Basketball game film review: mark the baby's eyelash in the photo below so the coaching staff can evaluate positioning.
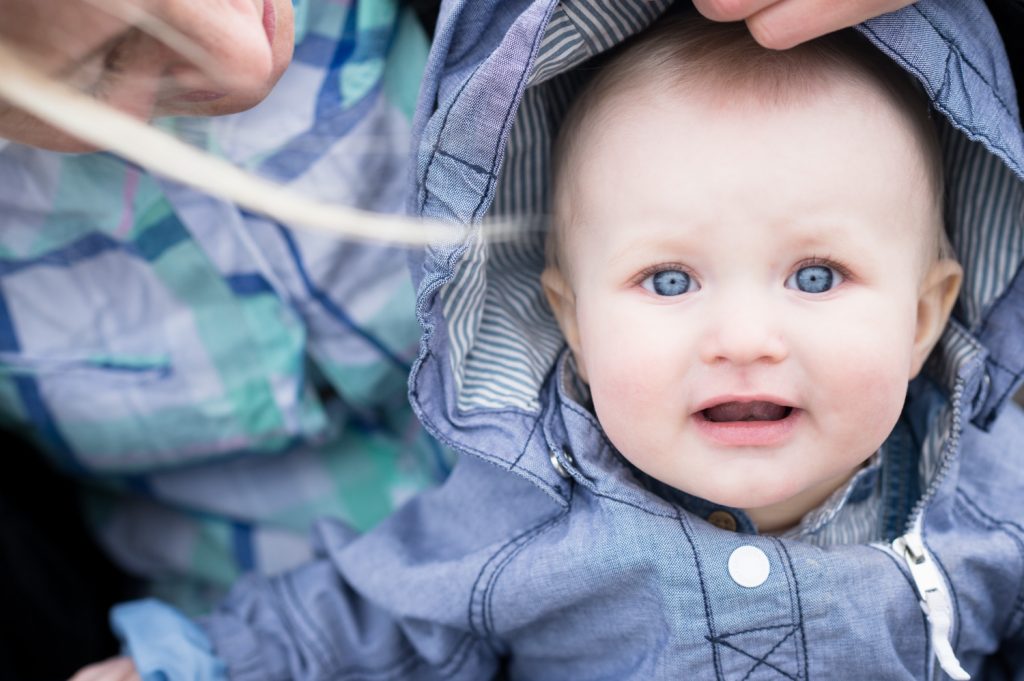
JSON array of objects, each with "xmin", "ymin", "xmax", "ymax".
[
  {"xmin": 632, "ymin": 262, "xmax": 694, "ymax": 285},
  {"xmin": 794, "ymin": 254, "xmax": 854, "ymax": 281}
]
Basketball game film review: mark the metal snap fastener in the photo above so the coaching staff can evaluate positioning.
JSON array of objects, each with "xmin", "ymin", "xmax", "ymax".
[
  {"xmin": 549, "ymin": 449, "xmax": 572, "ymax": 480},
  {"xmin": 707, "ymin": 510, "xmax": 738, "ymax": 532},
  {"xmin": 728, "ymin": 545, "xmax": 770, "ymax": 588}
]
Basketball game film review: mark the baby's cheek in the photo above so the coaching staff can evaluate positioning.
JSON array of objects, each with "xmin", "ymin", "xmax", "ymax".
[
  {"xmin": 588, "ymin": 324, "xmax": 682, "ymax": 407},
  {"xmin": 588, "ymin": 350, "xmax": 682, "ymax": 464},
  {"xmin": 822, "ymin": 345, "xmax": 910, "ymax": 452},
  {"xmin": 591, "ymin": 359, "xmax": 656, "ymax": 406},
  {"xmin": 589, "ymin": 364, "xmax": 648, "ymax": 437},
  {"xmin": 580, "ymin": 309, "xmax": 680, "ymax": 404}
]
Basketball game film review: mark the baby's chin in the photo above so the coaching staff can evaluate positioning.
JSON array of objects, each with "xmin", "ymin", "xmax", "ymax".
[
  {"xmin": 698, "ymin": 486, "xmax": 804, "ymax": 516},
  {"xmin": 679, "ymin": 472, "xmax": 842, "ymax": 526}
]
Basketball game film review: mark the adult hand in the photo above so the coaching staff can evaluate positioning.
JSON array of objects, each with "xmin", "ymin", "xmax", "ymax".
[
  {"xmin": 68, "ymin": 656, "xmax": 140, "ymax": 681},
  {"xmin": 692, "ymin": 0, "xmax": 917, "ymax": 49}
]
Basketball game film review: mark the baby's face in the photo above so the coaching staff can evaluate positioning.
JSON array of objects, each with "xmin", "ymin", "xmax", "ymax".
[{"xmin": 547, "ymin": 80, "xmax": 949, "ymax": 531}]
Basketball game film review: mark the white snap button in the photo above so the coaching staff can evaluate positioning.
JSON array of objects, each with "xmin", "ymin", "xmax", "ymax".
[{"xmin": 728, "ymin": 545, "xmax": 770, "ymax": 588}]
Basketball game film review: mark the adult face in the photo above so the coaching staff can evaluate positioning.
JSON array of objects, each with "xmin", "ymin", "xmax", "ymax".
[{"xmin": 0, "ymin": 0, "xmax": 295, "ymax": 151}]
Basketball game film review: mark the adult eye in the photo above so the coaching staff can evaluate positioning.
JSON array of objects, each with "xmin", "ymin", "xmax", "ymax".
[
  {"xmin": 785, "ymin": 264, "xmax": 842, "ymax": 294},
  {"xmin": 58, "ymin": 29, "xmax": 136, "ymax": 92},
  {"xmin": 641, "ymin": 269, "xmax": 698, "ymax": 297}
]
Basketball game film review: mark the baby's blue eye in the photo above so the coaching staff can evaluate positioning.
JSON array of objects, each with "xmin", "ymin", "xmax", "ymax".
[
  {"xmin": 642, "ymin": 269, "xmax": 697, "ymax": 296},
  {"xmin": 786, "ymin": 265, "xmax": 842, "ymax": 294}
]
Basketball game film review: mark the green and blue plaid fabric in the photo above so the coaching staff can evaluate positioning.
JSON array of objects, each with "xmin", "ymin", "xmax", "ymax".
[{"xmin": 0, "ymin": 0, "xmax": 449, "ymax": 613}]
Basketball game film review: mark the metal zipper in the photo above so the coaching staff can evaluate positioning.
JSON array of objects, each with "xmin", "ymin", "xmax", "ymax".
[
  {"xmin": 889, "ymin": 374, "xmax": 972, "ymax": 679},
  {"xmin": 891, "ymin": 520, "xmax": 969, "ymax": 680},
  {"xmin": 903, "ymin": 375, "xmax": 966, "ymax": 531}
]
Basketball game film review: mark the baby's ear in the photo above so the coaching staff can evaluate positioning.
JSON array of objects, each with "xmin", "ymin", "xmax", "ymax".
[
  {"xmin": 541, "ymin": 266, "xmax": 588, "ymax": 382},
  {"xmin": 910, "ymin": 258, "xmax": 963, "ymax": 378}
]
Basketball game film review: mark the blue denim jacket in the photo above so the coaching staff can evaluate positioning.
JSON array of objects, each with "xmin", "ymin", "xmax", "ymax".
[{"xmin": 119, "ymin": 1, "xmax": 1024, "ymax": 679}]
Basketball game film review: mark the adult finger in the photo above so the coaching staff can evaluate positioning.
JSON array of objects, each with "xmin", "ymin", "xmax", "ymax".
[
  {"xmin": 691, "ymin": 0, "xmax": 776, "ymax": 22},
  {"xmin": 746, "ymin": 0, "xmax": 917, "ymax": 49},
  {"xmin": 68, "ymin": 656, "xmax": 141, "ymax": 681}
]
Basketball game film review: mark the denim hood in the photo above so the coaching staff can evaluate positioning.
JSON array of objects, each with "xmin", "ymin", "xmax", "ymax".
[
  {"xmin": 409, "ymin": 0, "xmax": 1023, "ymax": 519},
  {"xmin": 405, "ymin": 0, "xmax": 1024, "ymax": 677}
]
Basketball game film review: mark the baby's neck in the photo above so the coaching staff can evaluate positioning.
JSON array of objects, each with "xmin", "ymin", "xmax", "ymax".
[{"xmin": 746, "ymin": 467, "xmax": 859, "ymax": 535}]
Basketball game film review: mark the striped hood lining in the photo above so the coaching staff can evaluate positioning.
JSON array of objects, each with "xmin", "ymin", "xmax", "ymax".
[{"xmin": 437, "ymin": 0, "xmax": 1024, "ymax": 418}]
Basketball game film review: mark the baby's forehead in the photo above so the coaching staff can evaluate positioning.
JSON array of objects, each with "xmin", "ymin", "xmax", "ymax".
[
  {"xmin": 564, "ymin": 61, "xmax": 918, "ymax": 177},
  {"xmin": 553, "ymin": 16, "xmax": 942, "ymax": 208},
  {"xmin": 551, "ymin": 23, "xmax": 945, "ymax": 271},
  {"xmin": 552, "ymin": 95, "xmax": 942, "ymax": 277}
]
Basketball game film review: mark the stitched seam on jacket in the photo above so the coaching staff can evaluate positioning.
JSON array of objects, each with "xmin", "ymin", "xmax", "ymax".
[
  {"xmin": 775, "ymin": 539, "xmax": 810, "ymax": 680},
  {"xmin": 859, "ymin": 23, "xmax": 1018, "ymax": 174},
  {"xmin": 709, "ymin": 638, "xmax": 798, "ymax": 681},
  {"xmin": 771, "ymin": 541, "xmax": 802, "ymax": 680},
  {"xmin": 510, "ymin": 412, "xmax": 543, "ymax": 469},
  {"xmin": 416, "ymin": 418, "xmax": 568, "ymax": 503},
  {"xmin": 420, "ymin": 62, "xmax": 482, "ymax": 214},
  {"xmin": 717, "ymin": 623, "xmax": 800, "ymax": 638},
  {"xmin": 972, "ymin": 261, "xmax": 1024, "ymax": 414},
  {"xmin": 740, "ymin": 628, "xmax": 798, "ymax": 681},
  {"xmin": 910, "ymin": 4, "xmax": 1016, "ymax": 118},
  {"xmin": 468, "ymin": 502, "xmax": 572, "ymax": 640},
  {"xmin": 485, "ymin": 504, "xmax": 571, "ymax": 638},
  {"xmin": 472, "ymin": 6, "xmax": 554, "ymax": 221},
  {"xmin": 436, "ymin": 633, "xmax": 485, "ymax": 678},
  {"xmin": 558, "ymin": 386, "xmax": 696, "ymax": 517},
  {"xmin": 877, "ymin": 547, "xmax": 932, "ymax": 680},
  {"xmin": 922, "ymin": 528, "xmax": 963, "ymax": 650},
  {"xmin": 956, "ymin": 491, "xmax": 1024, "ymax": 639},
  {"xmin": 973, "ymin": 263, "xmax": 1024, "ymax": 348},
  {"xmin": 585, "ymin": 487, "xmax": 682, "ymax": 519},
  {"xmin": 432, "ymin": 149, "xmax": 496, "ymax": 178},
  {"xmin": 675, "ymin": 508, "xmax": 725, "ymax": 681}
]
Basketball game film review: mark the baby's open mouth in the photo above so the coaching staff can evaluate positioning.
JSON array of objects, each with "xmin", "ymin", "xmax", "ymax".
[{"xmin": 701, "ymin": 401, "xmax": 793, "ymax": 423}]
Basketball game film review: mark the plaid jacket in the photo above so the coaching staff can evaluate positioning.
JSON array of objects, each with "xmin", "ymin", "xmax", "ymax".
[{"xmin": 0, "ymin": 0, "xmax": 448, "ymax": 612}]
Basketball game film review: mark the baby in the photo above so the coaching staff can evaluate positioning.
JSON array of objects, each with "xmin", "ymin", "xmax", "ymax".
[
  {"xmin": 82, "ymin": 12, "xmax": 1006, "ymax": 681},
  {"xmin": 540, "ymin": 14, "xmax": 962, "ymax": 536}
]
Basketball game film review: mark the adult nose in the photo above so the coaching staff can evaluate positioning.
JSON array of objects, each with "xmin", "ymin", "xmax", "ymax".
[
  {"xmin": 698, "ymin": 290, "xmax": 788, "ymax": 366},
  {"xmin": 103, "ymin": 1, "xmax": 283, "ymax": 120},
  {"xmin": 156, "ymin": 0, "xmax": 281, "ymax": 109},
  {"xmin": 88, "ymin": 34, "xmax": 169, "ymax": 123}
]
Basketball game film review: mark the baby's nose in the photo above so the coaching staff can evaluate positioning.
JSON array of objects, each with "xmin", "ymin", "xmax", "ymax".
[{"xmin": 699, "ymin": 299, "xmax": 788, "ymax": 366}]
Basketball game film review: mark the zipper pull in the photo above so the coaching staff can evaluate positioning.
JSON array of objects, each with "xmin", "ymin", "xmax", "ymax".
[{"xmin": 892, "ymin": 533, "xmax": 970, "ymax": 680}]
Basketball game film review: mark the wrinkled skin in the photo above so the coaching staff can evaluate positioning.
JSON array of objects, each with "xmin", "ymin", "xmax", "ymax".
[{"xmin": 0, "ymin": 0, "xmax": 294, "ymax": 151}]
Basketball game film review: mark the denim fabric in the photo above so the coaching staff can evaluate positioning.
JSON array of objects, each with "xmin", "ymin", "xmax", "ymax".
[
  {"xmin": 117, "ymin": 0, "xmax": 1024, "ymax": 678},
  {"xmin": 195, "ymin": 389, "xmax": 1024, "ymax": 680},
  {"xmin": 396, "ymin": 0, "xmax": 1024, "ymax": 678}
]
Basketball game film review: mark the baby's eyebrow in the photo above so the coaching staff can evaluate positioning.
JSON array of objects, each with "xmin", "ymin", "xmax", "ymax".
[
  {"xmin": 54, "ymin": 27, "xmax": 134, "ymax": 81},
  {"xmin": 604, "ymin": 230, "xmax": 706, "ymax": 259}
]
